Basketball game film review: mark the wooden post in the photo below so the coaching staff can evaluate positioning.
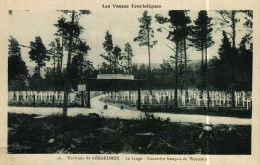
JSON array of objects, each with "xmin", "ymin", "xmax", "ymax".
[
  {"xmin": 247, "ymin": 98, "xmax": 249, "ymax": 110},
  {"xmin": 166, "ymin": 96, "xmax": 169, "ymax": 109},
  {"xmin": 52, "ymin": 95, "xmax": 55, "ymax": 104},
  {"xmin": 81, "ymin": 91, "xmax": 84, "ymax": 107},
  {"xmin": 33, "ymin": 94, "xmax": 35, "ymax": 106},
  {"xmin": 235, "ymin": 96, "xmax": 237, "ymax": 107}
]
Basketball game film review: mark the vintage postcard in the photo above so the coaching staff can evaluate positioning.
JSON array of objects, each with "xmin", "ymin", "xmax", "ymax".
[{"xmin": 0, "ymin": 0, "xmax": 259, "ymax": 165}]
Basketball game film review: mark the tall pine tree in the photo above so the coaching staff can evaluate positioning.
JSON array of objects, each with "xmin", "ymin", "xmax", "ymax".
[
  {"xmin": 102, "ymin": 31, "xmax": 114, "ymax": 73},
  {"xmin": 29, "ymin": 36, "xmax": 49, "ymax": 76},
  {"xmin": 190, "ymin": 11, "xmax": 214, "ymax": 108},
  {"xmin": 54, "ymin": 10, "xmax": 91, "ymax": 116},
  {"xmin": 124, "ymin": 42, "xmax": 134, "ymax": 73},
  {"xmin": 8, "ymin": 36, "xmax": 28, "ymax": 90},
  {"xmin": 134, "ymin": 10, "xmax": 157, "ymax": 95},
  {"xmin": 156, "ymin": 10, "xmax": 190, "ymax": 108}
]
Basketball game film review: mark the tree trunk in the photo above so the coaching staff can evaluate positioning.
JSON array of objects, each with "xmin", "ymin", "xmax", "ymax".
[
  {"xmin": 56, "ymin": 40, "xmax": 60, "ymax": 70},
  {"xmin": 116, "ymin": 56, "xmax": 118, "ymax": 73},
  {"xmin": 127, "ymin": 50, "xmax": 131, "ymax": 95},
  {"xmin": 87, "ymin": 74, "xmax": 90, "ymax": 108},
  {"xmin": 60, "ymin": 37, "xmax": 64, "ymax": 72},
  {"xmin": 231, "ymin": 11, "xmax": 236, "ymax": 108},
  {"xmin": 81, "ymin": 91, "xmax": 84, "ymax": 107},
  {"xmin": 137, "ymin": 78, "xmax": 141, "ymax": 110},
  {"xmin": 53, "ymin": 46, "xmax": 56, "ymax": 73},
  {"xmin": 108, "ymin": 51, "xmax": 112, "ymax": 97},
  {"xmin": 109, "ymin": 51, "xmax": 112, "ymax": 73},
  {"xmin": 180, "ymin": 43, "xmax": 183, "ymax": 94},
  {"xmin": 63, "ymin": 10, "xmax": 75, "ymax": 117},
  {"xmin": 205, "ymin": 47, "xmax": 210, "ymax": 110},
  {"xmin": 174, "ymin": 40, "xmax": 179, "ymax": 108},
  {"xmin": 232, "ymin": 11, "xmax": 236, "ymax": 48},
  {"xmin": 38, "ymin": 66, "xmax": 41, "ymax": 92},
  {"xmin": 200, "ymin": 46, "xmax": 204, "ymax": 98},
  {"xmin": 128, "ymin": 49, "xmax": 130, "ymax": 73},
  {"xmin": 147, "ymin": 30, "xmax": 152, "ymax": 95},
  {"xmin": 184, "ymin": 38, "xmax": 188, "ymax": 97}
]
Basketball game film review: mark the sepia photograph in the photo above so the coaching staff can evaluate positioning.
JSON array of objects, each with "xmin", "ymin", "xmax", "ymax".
[{"xmin": 6, "ymin": 9, "xmax": 254, "ymax": 155}]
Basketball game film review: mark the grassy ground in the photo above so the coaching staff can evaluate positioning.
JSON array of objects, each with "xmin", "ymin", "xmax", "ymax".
[
  {"xmin": 8, "ymin": 113, "xmax": 251, "ymax": 154},
  {"xmin": 100, "ymin": 98, "xmax": 252, "ymax": 119}
]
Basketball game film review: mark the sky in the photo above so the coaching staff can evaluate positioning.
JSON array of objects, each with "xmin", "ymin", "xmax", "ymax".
[{"xmin": 7, "ymin": 10, "xmax": 249, "ymax": 68}]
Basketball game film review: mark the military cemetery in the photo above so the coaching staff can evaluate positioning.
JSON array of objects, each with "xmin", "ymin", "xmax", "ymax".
[{"xmin": 7, "ymin": 10, "xmax": 253, "ymax": 154}]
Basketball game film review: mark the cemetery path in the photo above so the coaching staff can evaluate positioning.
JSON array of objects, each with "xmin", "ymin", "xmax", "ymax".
[{"xmin": 8, "ymin": 95, "xmax": 251, "ymax": 125}]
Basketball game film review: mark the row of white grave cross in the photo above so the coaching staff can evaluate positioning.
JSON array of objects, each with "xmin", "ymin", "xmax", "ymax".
[
  {"xmin": 8, "ymin": 91, "xmax": 104, "ymax": 104},
  {"xmin": 8, "ymin": 89, "xmax": 252, "ymax": 110},
  {"xmin": 107, "ymin": 89, "xmax": 252, "ymax": 110}
]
